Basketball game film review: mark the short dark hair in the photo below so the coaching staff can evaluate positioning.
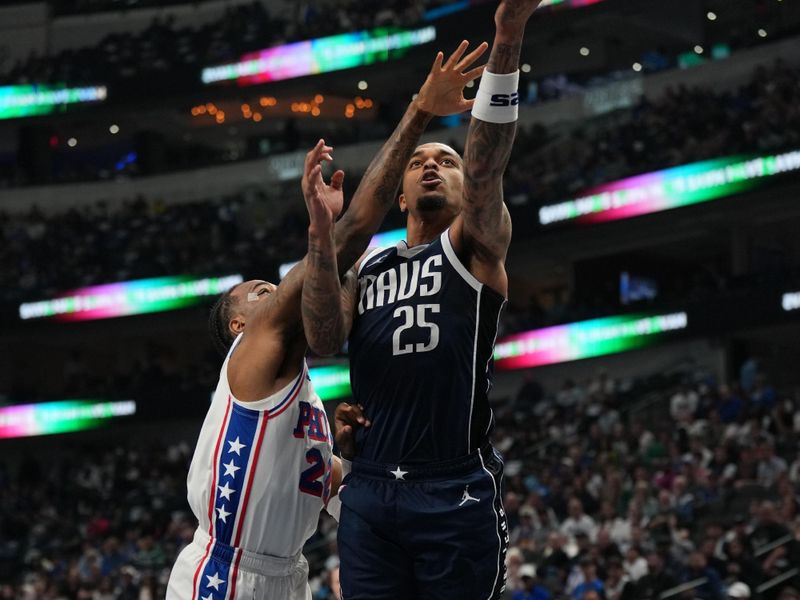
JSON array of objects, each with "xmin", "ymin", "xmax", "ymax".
[{"xmin": 209, "ymin": 286, "xmax": 238, "ymax": 357}]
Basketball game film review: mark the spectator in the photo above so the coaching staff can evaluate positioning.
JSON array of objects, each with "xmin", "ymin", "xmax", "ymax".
[
  {"xmin": 514, "ymin": 564, "xmax": 551, "ymax": 600},
  {"xmin": 562, "ymin": 498, "xmax": 599, "ymax": 543}
]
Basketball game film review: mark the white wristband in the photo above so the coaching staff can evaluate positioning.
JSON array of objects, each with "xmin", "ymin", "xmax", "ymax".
[{"xmin": 471, "ymin": 70, "xmax": 520, "ymax": 124}]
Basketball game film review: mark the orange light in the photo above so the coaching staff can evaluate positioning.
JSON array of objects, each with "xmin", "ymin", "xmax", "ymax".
[
  {"xmin": 191, "ymin": 107, "xmax": 198, "ymax": 116},
  {"xmin": 364, "ymin": 99, "xmax": 373, "ymax": 108},
  {"xmin": 345, "ymin": 112, "xmax": 354, "ymax": 119},
  {"xmin": 241, "ymin": 103, "xmax": 250, "ymax": 112},
  {"xmin": 206, "ymin": 102, "xmax": 215, "ymax": 111},
  {"xmin": 253, "ymin": 112, "xmax": 263, "ymax": 122},
  {"xmin": 314, "ymin": 94, "xmax": 324, "ymax": 104},
  {"xmin": 311, "ymin": 107, "xmax": 321, "ymax": 116},
  {"xmin": 208, "ymin": 106, "xmax": 217, "ymax": 115},
  {"xmin": 346, "ymin": 103, "xmax": 355, "ymax": 112}
]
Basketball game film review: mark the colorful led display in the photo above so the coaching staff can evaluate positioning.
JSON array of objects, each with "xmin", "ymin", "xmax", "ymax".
[
  {"xmin": 494, "ymin": 311, "xmax": 688, "ymax": 370},
  {"xmin": 539, "ymin": 149, "xmax": 800, "ymax": 226},
  {"xmin": 0, "ymin": 400, "xmax": 136, "ymax": 440},
  {"xmin": 303, "ymin": 311, "xmax": 688, "ymax": 398},
  {"xmin": 0, "ymin": 84, "xmax": 107, "ymax": 120},
  {"xmin": 202, "ymin": 26, "xmax": 436, "ymax": 86},
  {"xmin": 19, "ymin": 274, "xmax": 244, "ymax": 322},
  {"xmin": 309, "ymin": 365, "xmax": 353, "ymax": 401}
]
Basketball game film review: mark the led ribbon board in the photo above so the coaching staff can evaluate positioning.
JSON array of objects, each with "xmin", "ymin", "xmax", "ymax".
[
  {"xmin": 309, "ymin": 365, "xmax": 352, "ymax": 401},
  {"xmin": 19, "ymin": 274, "xmax": 244, "ymax": 322},
  {"xmin": 202, "ymin": 26, "xmax": 436, "ymax": 86},
  {"xmin": 539, "ymin": 149, "xmax": 800, "ymax": 226},
  {"xmin": 494, "ymin": 311, "xmax": 688, "ymax": 370},
  {"xmin": 0, "ymin": 400, "xmax": 136, "ymax": 440},
  {"xmin": 304, "ymin": 311, "xmax": 688, "ymax": 397},
  {"xmin": 0, "ymin": 84, "xmax": 107, "ymax": 120}
]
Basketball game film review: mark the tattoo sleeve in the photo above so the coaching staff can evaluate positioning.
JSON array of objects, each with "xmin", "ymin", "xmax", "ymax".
[
  {"xmin": 462, "ymin": 34, "xmax": 523, "ymax": 259},
  {"xmin": 333, "ymin": 103, "xmax": 433, "ymax": 273},
  {"xmin": 302, "ymin": 102, "xmax": 433, "ymax": 355}
]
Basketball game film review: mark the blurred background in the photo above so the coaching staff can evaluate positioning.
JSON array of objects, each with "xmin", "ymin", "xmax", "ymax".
[{"xmin": 2, "ymin": 0, "xmax": 800, "ymax": 599}]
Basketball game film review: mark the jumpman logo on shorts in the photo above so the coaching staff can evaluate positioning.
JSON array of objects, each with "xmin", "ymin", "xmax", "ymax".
[{"xmin": 459, "ymin": 485, "xmax": 480, "ymax": 506}]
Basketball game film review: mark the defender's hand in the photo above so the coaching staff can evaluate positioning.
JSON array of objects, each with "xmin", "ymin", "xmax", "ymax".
[
  {"xmin": 302, "ymin": 139, "xmax": 344, "ymax": 231},
  {"xmin": 414, "ymin": 40, "xmax": 488, "ymax": 116},
  {"xmin": 335, "ymin": 402, "xmax": 371, "ymax": 460}
]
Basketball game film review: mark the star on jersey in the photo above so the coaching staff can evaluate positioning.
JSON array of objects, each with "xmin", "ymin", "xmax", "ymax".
[
  {"xmin": 222, "ymin": 459, "xmax": 240, "ymax": 478},
  {"xmin": 206, "ymin": 572, "xmax": 225, "ymax": 590},
  {"xmin": 218, "ymin": 481, "xmax": 236, "ymax": 501},
  {"xmin": 215, "ymin": 504, "xmax": 231, "ymax": 523},
  {"xmin": 390, "ymin": 466, "xmax": 408, "ymax": 480},
  {"xmin": 227, "ymin": 436, "xmax": 246, "ymax": 455},
  {"xmin": 202, "ymin": 594, "xmax": 214, "ymax": 600}
]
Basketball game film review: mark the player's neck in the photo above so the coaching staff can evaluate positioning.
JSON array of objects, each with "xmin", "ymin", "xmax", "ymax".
[{"xmin": 406, "ymin": 213, "xmax": 452, "ymax": 247}]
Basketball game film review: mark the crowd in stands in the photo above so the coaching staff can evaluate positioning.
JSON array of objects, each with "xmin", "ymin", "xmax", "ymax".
[
  {"xmin": 505, "ymin": 60, "xmax": 800, "ymax": 204},
  {"xmin": 1, "ymin": 0, "xmax": 431, "ymax": 87},
  {"xmin": 2, "ymin": 361, "xmax": 799, "ymax": 599},
  {"xmin": 3, "ymin": 57, "xmax": 800, "ymax": 308}
]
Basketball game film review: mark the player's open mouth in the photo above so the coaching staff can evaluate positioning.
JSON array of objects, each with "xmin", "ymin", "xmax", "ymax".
[{"xmin": 420, "ymin": 173, "xmax": 443, "ymax": 187}]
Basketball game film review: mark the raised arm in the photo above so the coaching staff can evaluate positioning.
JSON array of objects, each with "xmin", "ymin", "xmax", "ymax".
[
  {"xmin": 303, "ymin": 42, "xmax": 489, "ymax": 356},
  {"xmin": 453, "ymin": 0, "xmax": 542, "ymax": 296}
]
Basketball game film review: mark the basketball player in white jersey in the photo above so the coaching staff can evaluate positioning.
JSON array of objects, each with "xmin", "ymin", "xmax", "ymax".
[{"xmin": 166, "ymin": 41, "xmax": 489, "ymax": 600}]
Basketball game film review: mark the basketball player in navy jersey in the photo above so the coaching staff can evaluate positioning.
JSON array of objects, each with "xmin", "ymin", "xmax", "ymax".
[
  {"xmin": 301, "ymin": 1, "xmax": 544, "ymax": 598},
  {"xmin": 166, "ymin": 43, "xmax": 489, "ymax": 600}
]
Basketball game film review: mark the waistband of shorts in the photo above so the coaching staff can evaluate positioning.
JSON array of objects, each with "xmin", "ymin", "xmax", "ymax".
[
  {"xmin": 192, "ymin": 529, "xmax": 304, "ymax": 576},
  {"xmin": 351, "ymin": 444, "xmax": 496, "ymax": 481}
]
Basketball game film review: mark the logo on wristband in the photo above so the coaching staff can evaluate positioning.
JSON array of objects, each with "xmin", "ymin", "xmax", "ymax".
[{"xmin": 489, "ymin": 92, "xmax": 520, "ymax": 107}]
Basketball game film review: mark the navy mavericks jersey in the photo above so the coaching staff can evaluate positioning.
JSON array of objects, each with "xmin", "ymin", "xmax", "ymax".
[{"xmin": 349, "ymin": 228, "xmax": 506, "ymax": 464}]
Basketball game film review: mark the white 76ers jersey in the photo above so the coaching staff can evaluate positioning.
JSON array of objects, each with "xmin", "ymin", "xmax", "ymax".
[{"xmin": 186, "ymin": 335, "xmax": 333, "ymax": 558}]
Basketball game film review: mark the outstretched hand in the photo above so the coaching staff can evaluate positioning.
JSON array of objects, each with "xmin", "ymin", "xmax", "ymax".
[
  {"xmin": 302, "ymin": 139, "xmax": 344, "ymax": 232},
  {"xmin": 414, "ymin": 40, "xmax": 489, "ymax": 116},
  {"xmin": 334, "ymin": 402, "xmax": 371, "ymax": 460}
]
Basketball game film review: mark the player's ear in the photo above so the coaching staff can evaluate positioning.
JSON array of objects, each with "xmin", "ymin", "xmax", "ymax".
[
  {"xmin": 399, "ymin": 193, "xmax": 407, "ymax": 213},
  {"xmin": 230, "ymin": 314, "xmax": 246, "ymax": 335}
]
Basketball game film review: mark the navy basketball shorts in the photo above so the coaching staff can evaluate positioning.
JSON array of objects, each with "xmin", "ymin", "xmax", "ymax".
[{"xmin": 337, "ymin": 445, "xmax": 508, "ymax": 600}]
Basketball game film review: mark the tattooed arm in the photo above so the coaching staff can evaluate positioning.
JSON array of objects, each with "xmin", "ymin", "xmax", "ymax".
[
  {"xmin": 451, "ymin": 0, "xmax": 542, "ymax": 297},
  {"xmin": 302, "ymin": 42, "xmax": 488, "ymax": 356}
]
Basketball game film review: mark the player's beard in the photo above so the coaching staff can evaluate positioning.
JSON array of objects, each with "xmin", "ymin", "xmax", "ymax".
[{"xmin": 417, "ymin": 193, "xmax": 447, "ymax": 212}]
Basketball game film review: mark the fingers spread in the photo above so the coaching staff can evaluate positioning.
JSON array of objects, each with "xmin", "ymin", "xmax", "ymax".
[
  {"xmin": 432, "ymin": 50, "xmax": 444, "ymax": 72},
  {"xmin": 457, "ymin": 41, "xmax": 489, "ymax": 72},
  {"xmin": 444, "ymin": 40, "xmax": 469, "ymax": 70},
  {"xmin": 464, "ymin": 64, "xmax": 486, "ymax": 82}
]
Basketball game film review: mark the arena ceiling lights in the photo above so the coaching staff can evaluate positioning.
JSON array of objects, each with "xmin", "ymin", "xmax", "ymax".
[
  {"xmin": 538, "ymin": 148, "xmax": 800, "ymax": 227},
  {"xmin": 0, "ymin": 84, "xmax": 107, "ymax": 120},
  {"xmin": 18, "ymin": 274, "xmax": 244, "ymax": 322},
  {"xmin": 0, "ymin": 399, "xmax": 136, "ymax": 439},
  {"xmin": 201, "ymin": 25, "xmax": 436, "ymax": 86}
]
